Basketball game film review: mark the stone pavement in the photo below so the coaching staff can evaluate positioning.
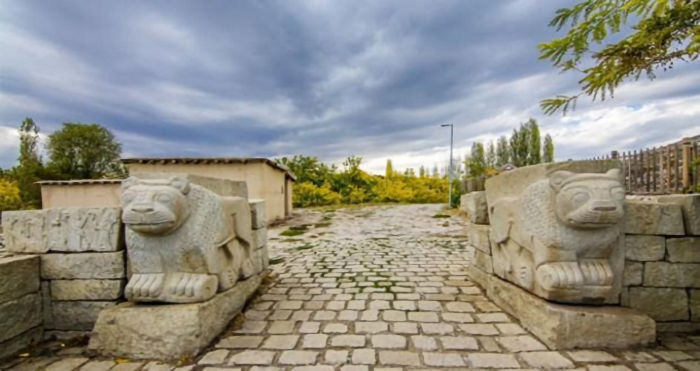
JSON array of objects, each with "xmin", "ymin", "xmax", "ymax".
[{"xmin": 3, "ymin": 204, "xmax": 700, "ymax": 370}]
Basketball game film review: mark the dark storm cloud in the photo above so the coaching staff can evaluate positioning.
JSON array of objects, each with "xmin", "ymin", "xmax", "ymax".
[{"xmin": 1, "ymin": 0, "xmax": 698, "ymax": 171}]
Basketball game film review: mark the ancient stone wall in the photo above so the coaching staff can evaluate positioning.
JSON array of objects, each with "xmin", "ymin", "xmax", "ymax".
[
  {"xmin": 2, "ymin": 207, "xmax": 125, "ymax": 338},
  {"xmin": 0, "ymin": 254, "xmax": 43, "ymax": 359},
  {"xmin": 621, "ymin": 195, "xmax": 700, "ymax": 332}
]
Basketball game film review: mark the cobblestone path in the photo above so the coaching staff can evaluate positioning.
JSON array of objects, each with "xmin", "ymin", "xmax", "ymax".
[{"xmin": 4, "ymin": 204, "xmax": 700, "ymax": 370}]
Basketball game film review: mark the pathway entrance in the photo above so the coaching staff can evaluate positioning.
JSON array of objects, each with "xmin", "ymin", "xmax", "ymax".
[{"xmin": 5, "ymin": 204, "xmax": 699, "ymax": 370}]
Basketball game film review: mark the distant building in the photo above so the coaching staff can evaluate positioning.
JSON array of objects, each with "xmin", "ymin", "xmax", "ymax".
[{"xmin": 122, "ymin": 157, "xmax": 296, "ymax": 222}]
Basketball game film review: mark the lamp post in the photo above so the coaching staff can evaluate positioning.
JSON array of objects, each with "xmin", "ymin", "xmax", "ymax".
[{"xmin": 441, "ymin": 123, "xmax": 454, "ymax": 207}]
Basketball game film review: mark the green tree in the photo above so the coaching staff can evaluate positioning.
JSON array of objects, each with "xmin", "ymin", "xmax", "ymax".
[
  {"xmin": 11, "ymin": 118, "xmax": 45, "ymax": 208},
  {"xmin": 510, "ymin": 124, "xmax": 530, "ymax": 167},
  {"xmin": 47, "ymin": 123, "xmax": 124, "ymax": 179},
  {"xmin": 418, "ymin": 165, "xmax": 426, "ymax": 178},
  {"xmin": 432, "ymin": 165, "xmax": 440, "ymax": 178},
  {"xmin": 496, "ymin": 135, "xmax": 509, "ymax": 166},
  {"xmin": 528, "ymin": 119, "xmax": 542, "ymax": 165},
  {"xmin": 466, "ymin": 142, "xmax": 486, "ymax": 178},
  {"xmin": 486, "ymin": 141, "xmax": 496, "ymax": 168},
  {"xmin": 539, "ymin": 0, "xmax": 700, "ymax": 115},
  {"xmin": 278, "ymin": 155, "xmax": 335, "ymax": 186},
  {"xmin": 0, "ymin": 177, "xmax": 22, "ymax": 212},
  {"xmin": 385, "ymin": 159, "xmax": 394, "ymax": 179},
  {"xmin": 543, "ymin": 134, "xmax": 555, "ymax": 162}
]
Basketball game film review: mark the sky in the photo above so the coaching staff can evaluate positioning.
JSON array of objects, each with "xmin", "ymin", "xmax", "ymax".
[{"xmin": 1, "ymin": 0, "xmax": 698, "ymax": 174}]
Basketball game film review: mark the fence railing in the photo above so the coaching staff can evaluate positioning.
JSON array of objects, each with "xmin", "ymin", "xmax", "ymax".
[{"xmin": 591, "ymin": 136, "xmax": 699, "ymax": 195}]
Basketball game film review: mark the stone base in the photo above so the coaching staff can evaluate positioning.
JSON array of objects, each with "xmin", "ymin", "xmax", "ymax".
[
  {"xmin": 89, "ymin": 272, "xmax": 264, "ymax": 360},
  {"xmin": 467, "ymin": 266, "xmax": 656, "ymax": 349}
]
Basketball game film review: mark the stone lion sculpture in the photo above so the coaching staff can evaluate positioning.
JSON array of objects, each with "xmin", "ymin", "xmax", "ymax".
[
  {"xmin": 488, "ymin": 167, "xmax": 625, "ymax": 303},
  {"xmin": 121, "ymin": 175, "xmax": 257, "ymax": 303}
]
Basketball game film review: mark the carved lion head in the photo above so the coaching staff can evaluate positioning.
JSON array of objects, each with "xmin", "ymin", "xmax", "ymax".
[
  {"xmin": 121, "ymin": 176, "xmax": 191, "ymax": 234},
  {"xmin": 548, "ymin": 168, "xmax": 625, "ymax": 229}
]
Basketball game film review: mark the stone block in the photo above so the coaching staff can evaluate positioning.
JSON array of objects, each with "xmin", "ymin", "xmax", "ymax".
[
  {"xmin": 40, "ymin": 252, "xmax": 125, "ymax": 280},
  {"xmin": 625, "ymin": 235, "xmax": 665, "ymax": 261},
  {"xmin": 656, "ymin": 322, "xmax": 700, "ymax": 333},
  {"xmin": 461, "ymin": 191, "xmax": 489, "ymax": 224},
  {"xmin": 658, "ymin": 194, "xmax": 700, "ymax": 235},
  {"xmin": 623, "ymin": 262, "xmax": 643, "ymax": 286},
  {"xmin": 467, "ymin": 223, "xmax": 490, "ymax": 254},
  {"xmin": 254, "ymin": 227, "xmax": 268, "ymax": 251},
  {"xmin": 44, "ymin": 330, "xmax": 91, "ymax": 341},
  {"xmin": 485, "ymin": 160, "xmax": 625, "ymax": 304},
  {"xmin": 52, "ymin": 301, "xmax": 117, "ymax": 331},
  {"xmin": 692, "ymin": 289, "xmax": 700, "ymax": 322},
  {"xmin": 0, "ymin": 326, "xmax": 42, "ymax": 360},
  {"xmin": 474, "ymin": 250, "xmax": 493, "ymax": 274},
  {"xmin": 667, "ymin": 237, "xmax": 700, "ymax": 263},
  {"xmin": 486, "ymin": 274, "xmax": 655, "ymax": 349},
  {"xmin": 0, "ymin": 255, "xmax": 39, "ymax": 303},
  {"xmin": 0, "ymin": 293, "xmax": 42, "ymax": 343},
  {"xmin": 250, "ymin": 199, "xmax": 267, "ymax": 229},
  {"xmin": 643, "ymin": 262, "xmax": 700, "ymax": 287},
  {"xmin": 625, "ymin": 201, "xmax": 684, "ymax": 236},
  {"xmin": 2, "ymin": 208, "xmax": 122, "ymax": 253},
  {"xmin": 2, "ymin": 210, "xmax": 49, "ymax": 253},
  {"xmin": 629, "ymin": 287, "xmax": 688, "ymax": 321},
  {"xmin": 42, "ymin": 281, "xmax": 54, "ymax": 329},
  {"xmin": 51, "ymin": 279, "xmax": 124, "ymax": 301},
  {"xmin": 90, "ymin": 272, "xmax": 263, "ymax": 360}
]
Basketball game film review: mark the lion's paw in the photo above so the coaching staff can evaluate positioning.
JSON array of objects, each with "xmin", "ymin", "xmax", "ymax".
[
  {"xmin": 125, "ymin": 273, "xmax": 165, "ymax": 301},
  {"xmin": 535, "ymin": 262, "xmax": 584, "ymax": 290},
  {"xmin": 165, "ymin": 273, "xmax": 218, "ymax": 302},
  {"xmin": 579, "ymin": 259, "xmax": 614, "ymax": 286}
]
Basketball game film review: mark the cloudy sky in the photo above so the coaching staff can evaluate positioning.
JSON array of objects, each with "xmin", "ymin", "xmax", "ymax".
[{"xmin": 1, "ymin": 0, "xmax": 698, "ymax": 174}]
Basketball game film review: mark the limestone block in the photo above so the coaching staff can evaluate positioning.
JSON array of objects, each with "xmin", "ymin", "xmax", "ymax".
[
  {"xmin": 623, "ymin": 262, "xmax": 643, "ymax": 286},
  {"xmin": 89, "ymin": 272, "xmax": 263, "ymax": 360},
  {"xmin": 253, "ymin": 227, "xmax": 268, "ymax": 251},
  {"xmin": 2, "ymin": 208, "xmax": 122, "ymax": 253},
  {"xmin": 461, "ymin": 191, "xmax": 489, "ymax": 224},
  {"xmin": 260, "ymin": 244, "xmax": 269, "ymax": 270},
  {"xmin": 656, "ymin": 322, "xmax": 700, "ymax": 332},
  {"xmin": 487, "ymin": 274, "xmax": 655, "ymax": 349},
  {"xmin": 467, "ymin": 223, "xmax": 490, "ymax": 254},
  {"xmin": 658, "ymin": 194, "xmax": 700, "ymax": 235},
  {"xmin": 643, "ymin": 262, "xmax": 700, "ymax": 287},
  {"xmin": 52, "ymin": 301, "xmax": 117, "ymax": 331},
  {"xmin": 625, "ymin": 201, "xmax": 684, "ymax": 236},
  {"xmin": 629, "ymin": 287, "xmax": 688, "ymax": 321},
  {"xmin": 120, "ymin": 175, "xmax": 257, "ymax": 303},
  {"xmin": 0, "ymin": 326, "xmax": 42, "ymax": 360},
  {"xmin": 692, "ymin": 289, "xmax": 700, "ymax": 322},
  {"xmin": 42, "ymin": 281, "xmax": 54, "ymax": 329},
  {"xmin": 40, "ymin": 252, "xmax": 125, "ymax": 279},
  {"xmin": 2, "ymin": 210, "xmax": 48, "ymax": 253},
  {"xmin": 474, "ymin": 250, "xmax": 494, "ymax": 274},
  {"xmin": 51, "ymin": 279, "xmax": 124, "ymax": 301},
  {"xmin": 44, "ymin": 330, "xmax": 91, "ymax": 341},
  {"xmin": 667, "ymin": 237, "xmax": 700, "ymax": 263},
  {"xmin": 625, "ymin": 235, "xmax": 665, "ymax": 261},
  {"xmin": 0, "ymin": 255, "xmax": 39, "ymax": 302},
  {"xmin": 485, "ymin": 160, "xmax": 625, "ymax": 304},
  {"xmin": 0, "ymin": 293, "xmax": 42, "ymax": 342},
  {"xmin": 250, "ymin": 199, "xmax": 267, "ymax": 229}
]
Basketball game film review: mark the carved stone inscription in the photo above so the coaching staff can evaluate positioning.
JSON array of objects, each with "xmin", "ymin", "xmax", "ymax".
[
  {"xmin": 3, "ymin": 208, "xmax": 121, "ymax": 253},
  {"xmin": 486, "ymin": 162, "xmax": 625, "ymax": 304}
]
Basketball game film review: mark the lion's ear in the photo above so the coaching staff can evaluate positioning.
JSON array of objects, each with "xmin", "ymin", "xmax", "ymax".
[
  {"xmin": 169, "ymin": 176, "xmax": 191, "ymax": 195},
  {"xmin": 606, "ymin": 168, "xmax": 622, "ymax": 180},
  {"xmin": 121, "ymin": 176, "xmax": 140, "ymax": 191},
  {"xmin": 548, "ymin": 170, "xmax": 574, "ymax": 191}
]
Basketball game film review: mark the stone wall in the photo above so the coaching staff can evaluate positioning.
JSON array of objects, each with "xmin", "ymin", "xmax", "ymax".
[
  {"xmin": 460, "ymin": 192, "xmax": 493, "ymax": 276},
  {"xmin": 0, "ymin": 254, "xmax": 43, "ymax": 359},
  {"xmin": 621, "ymin": 195, "xmax": 699, "ymax": 332},
  {"xmin": 2, "ymin": 207, "xmax": 125, "ymax": 339}
]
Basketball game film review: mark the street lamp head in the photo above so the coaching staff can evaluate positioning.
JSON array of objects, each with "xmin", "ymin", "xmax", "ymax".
[{"xmin": 440, "ymin": 123, "xmax": 452, "ymax": 127}]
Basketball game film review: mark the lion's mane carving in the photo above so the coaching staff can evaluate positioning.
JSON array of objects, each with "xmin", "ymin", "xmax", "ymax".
[
  {"xmin": 489, "ymin": 168, "xmax": 625, "ymax": 303},
  {"xmin": 121, "ymin": 176, "xmax": 257, "ymax": 303}
]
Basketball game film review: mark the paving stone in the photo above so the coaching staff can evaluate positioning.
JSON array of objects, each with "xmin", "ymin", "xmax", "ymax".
[
  {"xmin": 634, "ymin": 363, "xmax": 676, "ymax": 371},
  {"xmin": 445, "ymin": 302, "xmax": 475, "ymax": 312},
  {"xmin": 440, "ymin": 335, "xmax": 479, "ymax": 350},
  {"xmin": 420, "ymin": 323, "xmax": 454, "ymax": 334},
  {"xmin": 331, "ymin": 335, "xmax": 366, "ymax": 347},
  {"xmin": 45, "ymin": 358, "xmax": 90, "ymax": 371},
  {"xmin": 217, "ymin": 335, "xmax": 265, "ymax": 348},
  {"xmin": 392, "ymin": 322, "xmax": 418, "ymax": 334},
  {"xmin": 299, "ymin": 322, "xmax": 321, "ymax": 333},
  {"xmin": 468, "ymin": 353, "xmax": 520, "ymax": 368},
  {"xmin": 279, "ymin": 351, "xmax": 318, "ymax": 365},
  {"xmin": 567, "ymin": 350, "xmax": 619, "ymax": 362},
  {"xmin": 262, "ymin": 335, "xmax": 299, "ymax": 349},
  {"xmin": 378, "ymin": 351, "xmax": 421, "ymax": 366},
  {"xmin": 423, "ymin": 352, "xmax": 465, "ymax": 367},
  {"xmin": 302, "ymin": 334, "xmax": 328, "ymax": 349},
  {"xmin": 324, "ymin": 350, "xmax": 348, "ymax": 364},
  {"xmin": 351, "ymin": 349, "xmax": 375, "ymax": 365},
  {"xmin": 519, "ymin": 351, "xmax": 574, "ymax": 368},
  {"xmin": 417, "ymin": 300, "xmax": 442, "ymax": 311},
  {"xmin": 79, "ymin": 360, "xmax": 116, "ymax": 371},
  {"xmin": 198, "ymin": 349, "xmax": 229, "ymax": 364},
  {"xmin": 411, "ymin": 335, "xmax": 438, "ymax": 350},
  {"xmin": 229, "ymin": 350, "xmax": 276, "ymax": 365},
  {"xmin": 459, "ymin": 323, "xmax": 499, "ymax": 335},
  {"xmin": 322, "ymin": 323, "xmax": 348, "ymax": 333},
  {"xmin": 407, "ymin": 311, "xmax": 439, "ymax": 322},
  {"xmin": 371, "ymin": 334, "xmax": 406, "ymax": 349},
  {"xmin": 268, "ymin": 321, "xmax": 296, "ymax": 334},
  {"xmin": 355, "ymin": 321, "xmax": 388, "ymax": 334},
  {"xmin": 497, "ymin": 335, "xmax": 547, "ymax": 352},
  {"xmin": 496, "ymin": 323, "xmax": 527, "ymax": 335},
  {"xmin": 441, "ymin": 312, "xmax": 474, "ymax": 323}
]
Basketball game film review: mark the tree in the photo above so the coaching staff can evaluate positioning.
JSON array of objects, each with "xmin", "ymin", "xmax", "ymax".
[
  {"xmin": 0, "ymin": 177, "xmax": 22, "ymax": 212},
  {"xmin": 486, "ymin": 141, "xmax": 496, "ymax": 168},
  {"xmin": 543, "ymin": 134, "xmax": 555, "ymax": 162},
  {"xmin": 496, "ymin": 135, "xmax": 509, "ymax": 166},
  {"xmin": 385, "ymin": 159, "xmax": 394, "ymax": 179},
  {"xmin": 432, "ymin": 164, "xmax": 440, "ymax": 178},
  {"xmin": 528, "ymin": 119, "xmax": 542, "ymax": 165},
  {"xmin": 47, "ymin": 123, "xmax": 124, "ymax": 179},
  {"xmin": 466, "ymin": 142, "xmax": 486, "ymax": 178},
  {"xmin": 418, "ymin": 165, "xmax": 426, "ymax": 178},
  {"xmin": 11, "ymin": 118, "xmax": 45, "ymax": 208},
  {"xmin": 539, "ymin": 0, "xmax": 700, "ymax": 115},
  {"xmin": 510, "ymin": 124, "xmax": 531, "ymax": 167}
]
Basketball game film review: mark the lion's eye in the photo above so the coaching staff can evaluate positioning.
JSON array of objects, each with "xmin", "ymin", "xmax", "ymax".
[
  {"xmin": 573, "ymin": 192, "xmax": 589, "ymax": 204},
  {"xmin": 610, "ymin": 187, "xmax": 625, "ymax": 200},
  {"xmin": 157, "ymin": 193, "xmax": 173, "ymax": 203}
]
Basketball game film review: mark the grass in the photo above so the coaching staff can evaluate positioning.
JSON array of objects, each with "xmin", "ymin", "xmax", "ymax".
[
  {"xmin": 294, "ymin": 243, "xmax": 314, "ymax": 251},
  {"xmin": 269, "ymin": 257, "xmax": 286, "ymax": 265},
  {"xmin": 280, "ymin": 224, "xmax": 310, "ymax": 237},
  {"xmin": 432, "ymin": 213, "xmax": 450, "ymax": 218}
]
